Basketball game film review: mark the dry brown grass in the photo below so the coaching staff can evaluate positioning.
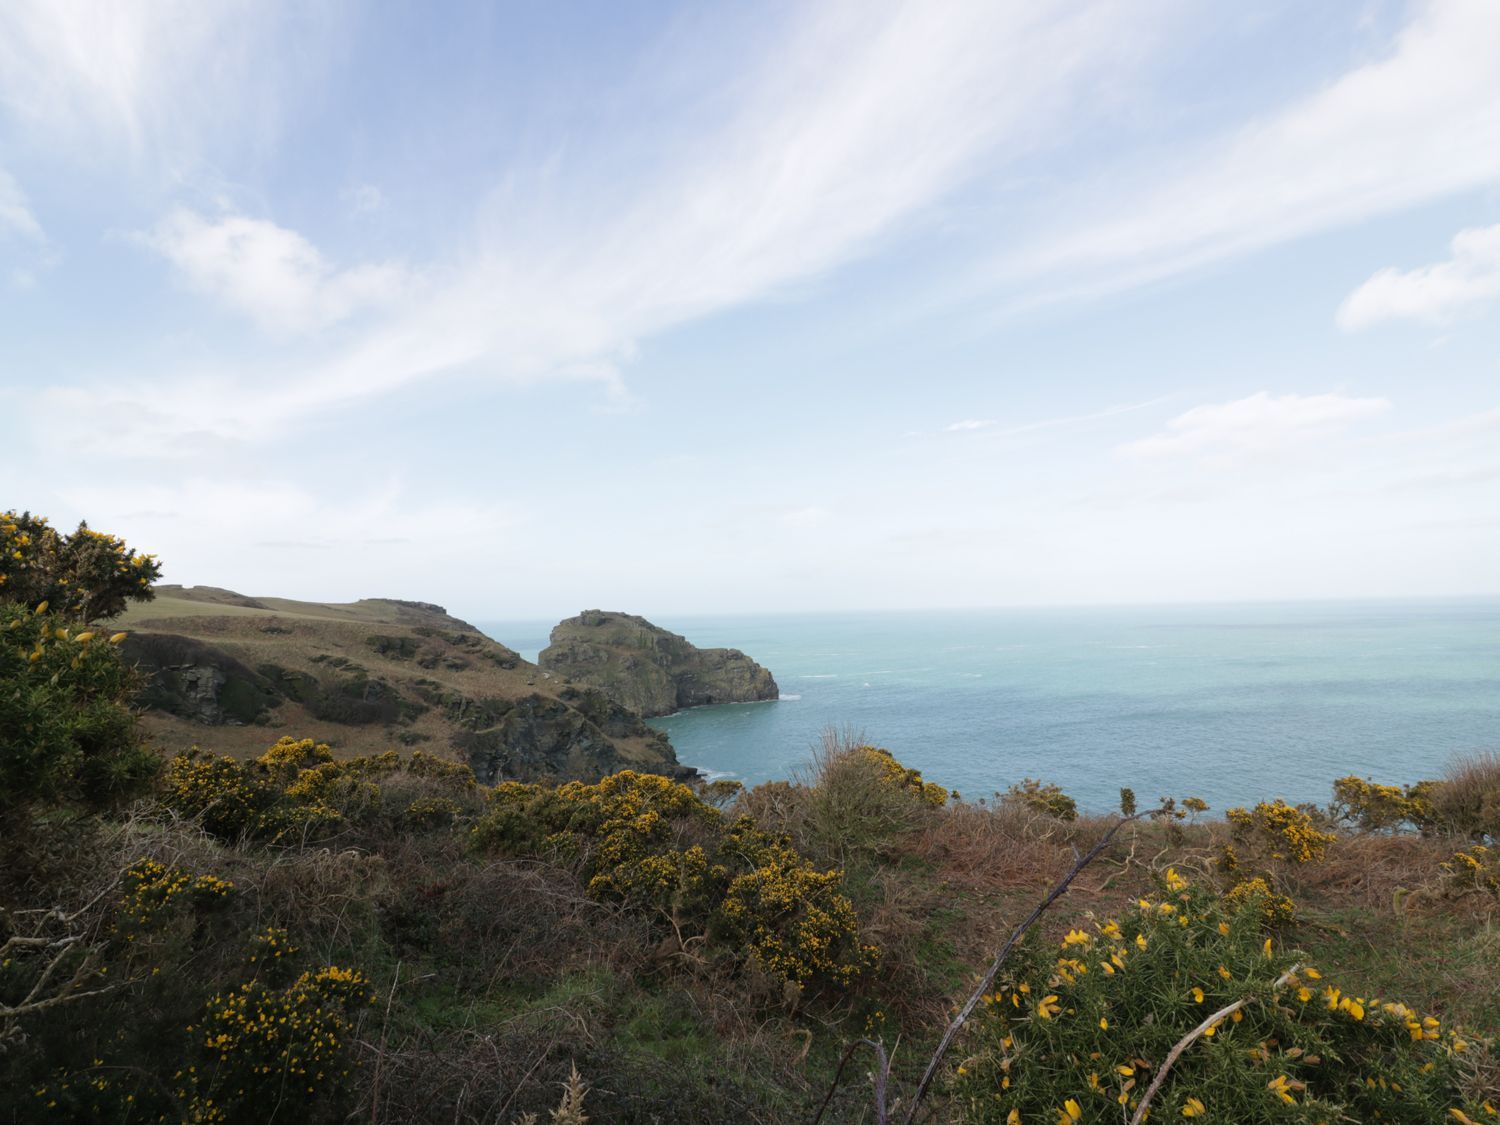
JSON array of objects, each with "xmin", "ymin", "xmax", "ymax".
[
  {"xmin": 911, "ymin": 801, "xmax": 1071, "ymax": 892},
  {"xmin": 1433, "ymin": 749, "xmax": 1500, "ymax": 840}
]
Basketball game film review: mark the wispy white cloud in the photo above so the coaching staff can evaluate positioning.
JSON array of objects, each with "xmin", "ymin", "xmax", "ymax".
[
  {"xmin": 37, "ymin": 0, "xmax": 1173, "ymax": 444},
  {"xmin": 0, "ymin": 1, "xmax": 329, "ymax": 160},
  {"xmin": 1338, "ymin": 223, "xmax": 1500, "ymax": 330},
  {"xmin": 138, "ymin": 208, "xmax": 412, "ymax": 335},
  {"xmin": 1120, "ymin": 392, "xmax": 1391, "ymax": 459},
  {"xmin": 0, "ymin": 167, "xmax": 43, "ymax": 242},
  {"xmin": 1011, "ymin": 0, "xmax": 1500, "ymax": 294},
  {"xmin": 943, "ymin": 398, "xmax": 1165, "ymax": 438}
]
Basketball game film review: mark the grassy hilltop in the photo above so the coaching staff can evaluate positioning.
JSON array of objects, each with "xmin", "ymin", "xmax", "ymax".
[{"xmin": 116, "ymin": 585, "xmax": 685, "ymax": 783}]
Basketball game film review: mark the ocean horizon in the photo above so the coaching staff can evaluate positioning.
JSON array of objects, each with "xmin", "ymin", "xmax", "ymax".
[{"xmin": 479, "ymin": 597, "xmax": 1500, "ymax": 815}]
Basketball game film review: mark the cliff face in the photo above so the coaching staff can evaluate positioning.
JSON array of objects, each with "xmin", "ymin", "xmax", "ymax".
[
  {"xmin": 537, "ymin": 609, "xmax": 778, "ymax": 718},
  {"xmin": 117, "ymin": 586, "xmax": 691, "ymax": 784}
]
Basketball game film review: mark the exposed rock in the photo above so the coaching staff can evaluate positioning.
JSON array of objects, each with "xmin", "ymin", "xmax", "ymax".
[
  {"xmin": 538, "ymin": 609, "xmax": 778, "ymax": 718},
  {"xmin": 122, "ymin": 634, "xmax": 281, "ymax": 726}
]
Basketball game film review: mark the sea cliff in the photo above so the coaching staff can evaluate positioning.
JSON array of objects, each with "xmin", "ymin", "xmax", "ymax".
[{"xmin": 538, "ymin": 609, "xmax": 778, "ymax": 718}]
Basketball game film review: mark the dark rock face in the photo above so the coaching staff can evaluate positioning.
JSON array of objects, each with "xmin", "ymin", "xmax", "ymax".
[
  {"xmin": 122, "ymin": 634, "xmax": 282, "ymax": 726},
  {"xmin": 538, "ymin": 610, "xmax": 778, "ymax": 718}
]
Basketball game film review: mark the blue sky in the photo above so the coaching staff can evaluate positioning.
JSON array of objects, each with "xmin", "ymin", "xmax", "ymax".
[{"xmin": 2, "ymin": 0, "xmax": 1498, "ymax": 617}]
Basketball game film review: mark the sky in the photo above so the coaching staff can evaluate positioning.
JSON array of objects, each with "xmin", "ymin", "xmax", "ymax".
[{"xmin": 2, "ymin": 0, "xmax": 1499, "ymax": 619}]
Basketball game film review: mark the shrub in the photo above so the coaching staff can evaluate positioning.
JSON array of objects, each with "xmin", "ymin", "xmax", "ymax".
[
  {"xmin": 954, "ymin": 870, "xmax": 1487, "ymax": 1123},
  {"xmin": 471, "ymin": 770, "xmax": 873, "ymax": 988},
  {"xmin": 162, "ymin": 740, "xmax": 479, "ymax": 845},
  {"xmin": 0, "ymin": 510, "xmax": 161, "ymax": 623},
  {"xmin": 1331, "ymin": 775, "xmax": 1438, "ymax": 833},
  {"xmin": 1440, "ymin": 845, "xmax": 1499, "ymax": 898},
  {"xmin": 1431, "ymin": 751, "xmax": 1500, "ymax": 842},
  {"xmin": 180, "ymin": 960, "xmax": 373, "ymax": 1121},
  {"xmin": 790, "ymin": 734, "xmax": 952, "ymax": 866},
  {"xmin": 1226, "ymin": 799, "xmax": 1335, "ymax": 865},
  {"xmin": 0, "ymin": 601, "xmax": 159, "ymax": 815},
  {"xmin": 1222, "ymin": 876, "xmax": 1297, "ymax": 926},
  {"xmin": 1002, "ymin": 778, "xmax": 1079, "ymax": 823}
]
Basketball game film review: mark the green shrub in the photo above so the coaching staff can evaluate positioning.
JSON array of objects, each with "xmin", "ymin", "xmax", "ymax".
[
  {"xmin": 0, "ymin": 602, "xmax": 158, "ymax": 815},
  {"xmin": 1002, "ymin": 778, "xmax": 1079, "ymax": 822},
  {"xmin": 0, "ymin": 510, "xmax": 161, "ymax": 623},
  {"xmin": 471, "ymin": 770, "xmax": 873, "ymax": 988},
  {"xmin": 161, "ymin": 739, "xmax": 478, "ymax": 845},
  {"xmin": 954, "ymin": 869, "xmax": 1487, "ymax": 1123},
  {"xmin": 1331, "ymin": 775, "xmax": 1438, "ymax": 833},
  {"xmin": 1226, "ymin": 799, "xmax": 1335, "ymax": 865}
]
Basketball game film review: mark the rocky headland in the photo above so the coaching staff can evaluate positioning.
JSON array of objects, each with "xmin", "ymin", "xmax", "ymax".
[
  {"xmin": 117, "ymin": 586, "xmax": 691, "ymax": 784},
  {"xmin": 538, "ymin": 609, "xmax": 778, "ymax": 718}
]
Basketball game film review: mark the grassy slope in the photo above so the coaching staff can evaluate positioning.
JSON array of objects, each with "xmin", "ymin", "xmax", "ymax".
[{"xmin": 117, "ymin": 586, "xmax": 673, "ymax": 768}]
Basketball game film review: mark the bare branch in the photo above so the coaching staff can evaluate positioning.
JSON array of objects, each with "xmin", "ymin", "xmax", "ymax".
[
  {"xmin": 900, "ymin": 810, "xmax": 1149, "ymax": 1123},
  {"xmin": 1128, "ymin": 963, "xmax": 1301, "ymax": 1125}
]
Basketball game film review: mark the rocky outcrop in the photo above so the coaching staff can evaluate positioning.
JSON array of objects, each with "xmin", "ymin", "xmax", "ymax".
[
  {"xmin": 538, "ymin": 610, "xmax": 778, "ymax": 718},
  {"xmin": 116, "ymin": 587, "xmax": 689, "ymax": 784}
]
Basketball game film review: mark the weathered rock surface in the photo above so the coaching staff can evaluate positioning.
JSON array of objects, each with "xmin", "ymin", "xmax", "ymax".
[
  {"xmin": 538, "ymin": 609, "xmax": 778, "ymax": 718},
  {"xmin": 116, "ymin": 586, "xmax": 690, "ymax": 784}
]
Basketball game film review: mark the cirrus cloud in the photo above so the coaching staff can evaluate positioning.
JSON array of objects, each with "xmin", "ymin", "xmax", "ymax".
[{"xmin": 1120, "ymin": 392, "xmax": 1391, "ymax": 459}]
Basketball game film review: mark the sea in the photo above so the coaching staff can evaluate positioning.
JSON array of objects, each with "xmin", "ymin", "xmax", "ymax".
[{"xmin": 478, "ymin": 600, "xmax": 1500, "ymax": 816}]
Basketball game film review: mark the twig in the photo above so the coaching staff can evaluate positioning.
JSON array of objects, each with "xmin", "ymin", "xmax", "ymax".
[
  {"xmin": 811, "ymin": 1038, "xmax": 889, "ymax": 1125},
  {"xmin": 1128, "ymin": 963, "xmax": 1300, "ymax": 1125},
  {"xmin": 900, "ymin": 811, "xmax": 1148, "ymax": 1123},
  {"xmin": 369, "ymin": 960, "xmax": 401, "ymax": 1124}
]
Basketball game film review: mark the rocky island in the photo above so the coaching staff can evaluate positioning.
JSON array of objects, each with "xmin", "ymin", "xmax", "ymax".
[
  {"xmin": 538, "ymin": 609, "xmax": 779, "ymax": 717},
  {"xmin": 116, "ymin": 586, "xmax": 691, "ymax": 783}
]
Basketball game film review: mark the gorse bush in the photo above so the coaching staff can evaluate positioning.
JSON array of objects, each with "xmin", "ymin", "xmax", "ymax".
[
  {"xmin": 0, "ymin": 601, "xmax": 157, "ymax": 815},
  {"xmin": 0, "ymin": 510, "xmax": 161, "ymax": 623},
  {"xmin": 1226, "ymin": 799, "xmax": 1336, "ymax": 866},
  {"xmin": 161, "ymin": 738, "xmax": 479, "ymax": 844},
  {"xmin": 472, "ymin": 770, "xmax": 874, "ymax": 987},
  {"xmin": 954, "ymin": 868, "xmax": 1487, "ymax": 1123},
  {"xmin": 1331, "ymin": 775, "xmax": 1438, "ymax": 833},
  {"xmin": 1002, "ymin": 779, "xmax": 1079, "ymax": 823},
  {"xmin": 180, "ymin": 959, "xmax": 373, "ymax": 1124},
  {"xmin": 1441, "ymin": 845, "xmax": 1499, "ymax": 898}
]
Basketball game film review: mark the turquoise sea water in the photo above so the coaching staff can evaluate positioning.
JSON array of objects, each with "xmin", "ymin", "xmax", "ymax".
[{"xmin": 479, "ymin": 600, "xmax": 1500, "ymax": 815}]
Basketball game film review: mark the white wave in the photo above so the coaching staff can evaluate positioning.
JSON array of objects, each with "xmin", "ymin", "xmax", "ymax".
[
  {"xmin": 803, "ymin": 674, "xmax": 839, "ymax": 680},
  {"xmin": 779, "ymin": 693, "xmax": 802, "ymax": 701}
]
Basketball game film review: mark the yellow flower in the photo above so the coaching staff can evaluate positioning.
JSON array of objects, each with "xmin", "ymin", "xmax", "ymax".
[
  {"xmin": 1191, "ymin": 986, "xmax": 1205, "ymax": 1003},
  {"xmin": 109, "ymin": 632, "xmax": 128, "ymax": 644},
  {"xmin": 1182, "ymin": 1096, "xmax": 1206, "ymax": 1117},
  {"xmin": 1057, "ymin": 1099, "xmax": 1083, "ymax": 1123},
  {"xmin": 1008, "ymin": 1112, "xmax": 1021, "ymax": 1125},
  {"xmin": 1263, "ymin": 937, "xmax": 1273, "ymax": 958},
  {"xmin": 1036, "ymin": 994, "xmax": 1061, "ymax": 1019},
  {"xmin": 1116, "ymin": 1065, "xmax": 1135, "ymax": 1077},
  {"xmin": 1165, "ymin": 867, "xmax": 1188, "ymax": 891},
  {"xmin": 1267, "ymin": 1075, "xmax": 1297, "ymax": 1105},
  {"xmin": 1217, "ymin": 964, "xmax": 1231, "ymax": 980},
  {"xmin": 1063, "ymin": 929, "xmax": 1092, "ymax": 947},
  {"xmin": 1099, "ymin": 1017, "xmax": 1109, "ymax": 1030}
]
